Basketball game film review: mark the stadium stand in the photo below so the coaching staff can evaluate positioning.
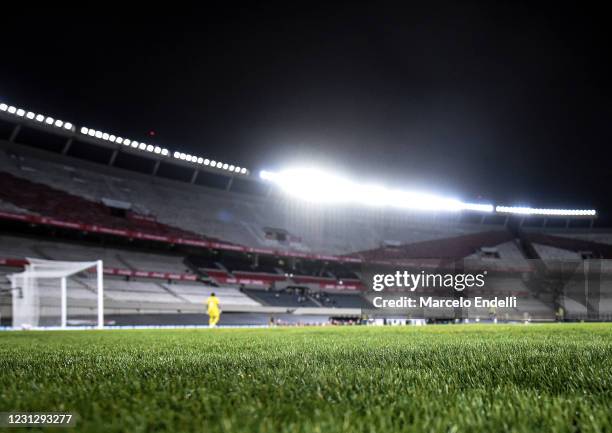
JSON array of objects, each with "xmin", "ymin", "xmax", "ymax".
[
  {"xmin": 0, "ymin": 138, "xmax": 611, "ymax": 326},
  {"xmin": 243, "ymin": 288, "xmax": 319, "ymax": 307},
  {"xmin": 0, "ymin": 149, "xmax": 494, "ymax": 255},
  {"xmin": 312, "ymin": 292, "xmax": 372, "ymax": 309}
]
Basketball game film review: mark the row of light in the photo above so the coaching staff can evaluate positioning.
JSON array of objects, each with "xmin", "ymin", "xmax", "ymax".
[
  {"xmin": 260, "ymin": 169, "xmax": 494, "ymax": 212},
  {"xmin": 171, "ymin": 152, "xmax": 248, "ymax": 174},
  {"xmin": 79, "ymin": 127, "xmax": 248, "ymax": 174},
  {"xmin": 495, "ymin": 206, "xmax": 596, "ymax": 216},
  {"xmin": 0, "ymin": 103, "xmax": 74, "ymax": 131},
  {"xmin": 0, "ymin": 100, "xmax": 249, "ymax": 176},
  {"xmin": 80, "ymin": 127, "xmax": 169, "ymax": 156},
  {"xmin": 260, "ymin": 169, "xmax": 597, "ymax": 217}
]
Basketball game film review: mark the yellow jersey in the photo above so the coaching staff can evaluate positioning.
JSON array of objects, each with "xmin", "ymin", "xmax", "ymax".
[{"xmin": 206, "ymin": 295, "xmax": 220, "ymax": 312}]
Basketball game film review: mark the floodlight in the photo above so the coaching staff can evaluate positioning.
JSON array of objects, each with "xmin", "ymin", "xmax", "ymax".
[
  {"xmin": 0, "ymin": 99, "xmax": 251, "ymax": 174},
  {"xmin": 461, "ymin": 203, "xmax": 495, "ymax": 212},
  {"xmin": 495, "ymin": 206, "xmax": 596, "ymax": 216},
  {"xmin": 259, "ymin": 170, "xmax": 274, "ymax": 180},
  {"xmin": 261, "ymin": 168, "xmax": 491, "ymax": 211}
]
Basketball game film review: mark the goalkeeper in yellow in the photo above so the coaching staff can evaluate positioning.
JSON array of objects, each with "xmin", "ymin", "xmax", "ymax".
[{"xmin": 206, "ymin": 292, "xmax": 221, "ymax": 327}]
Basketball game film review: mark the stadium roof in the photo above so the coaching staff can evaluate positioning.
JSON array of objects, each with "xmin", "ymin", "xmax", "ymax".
[{"xmin": 0, "ymin": 100, "xmax": 598, "ymax": 220}]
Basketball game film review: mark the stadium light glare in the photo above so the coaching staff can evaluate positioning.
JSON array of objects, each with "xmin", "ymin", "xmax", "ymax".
[
  {"xmin": 161, "ymin": 148, "xmax": 169, "ymax": 156},
  {"xmin": 16, "ymin": 109, "xmax": 25, "ymax": 117},
  {"xmin": 204, "ymin": 159, "xmax": 210, "ymax": 165},
  {"xmin": 45, "ymin": 117, "xmax": 54, "ymax": 125},
  {"xmin": 260, "ymin": 168, "xmax": 493, "ymax": 212},
  {"xmin": 35, "ymin": 114, "xmax": 44, "ymax": 122},
  {"xmin": 223, "ymin": 163, "xmax": 229, "ymax": 170},
  {"xmin": 259, "ymin": 170, "xmax": 275, "ymax": 180},
  {"xmin": 8, "ymin": 106, "xmax": 16, "ymax": 114},
  {"xmin": 26, "ymin": 112, "xmax": 35, "ymax": 120},
  {"xmin": 102, "ymin": 133, "xmax": 109, "ymax": 140},
  {"xmin": 0, "ymin": 103, "xmax": 7, "ymax": 111},
  {"xmin": 123, "ymin": 139, "xmax": 131, "ymax": 146},
  {"xmin": 495, "ymin": 206, "xmax": 596, "ymax": 216}
]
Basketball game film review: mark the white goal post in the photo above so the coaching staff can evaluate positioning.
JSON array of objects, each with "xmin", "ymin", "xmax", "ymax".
[{"xmin": 8, "ymin": 258, "xmax": 104, "ymax": 329}]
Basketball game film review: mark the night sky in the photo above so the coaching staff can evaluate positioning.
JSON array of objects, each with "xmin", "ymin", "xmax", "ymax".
[{"xmin": 1, "ymin": 4, "xmax": 610, "ymax": 215}]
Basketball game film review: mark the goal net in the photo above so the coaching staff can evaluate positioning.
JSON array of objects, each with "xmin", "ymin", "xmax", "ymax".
[{"xmin": 8, "ymin": 258, "xmax": 103, "ymax": 329}]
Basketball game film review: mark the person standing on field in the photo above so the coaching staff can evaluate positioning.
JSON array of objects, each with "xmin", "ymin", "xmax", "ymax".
[{"xmin": 206, "ymin": 292, "xmax": 221, "ymax": 327}]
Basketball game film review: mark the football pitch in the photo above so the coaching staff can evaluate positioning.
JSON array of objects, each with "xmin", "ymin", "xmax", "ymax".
[{"xmin": 1, "ymin": 324, "xmax": 611, "ymax": 433}]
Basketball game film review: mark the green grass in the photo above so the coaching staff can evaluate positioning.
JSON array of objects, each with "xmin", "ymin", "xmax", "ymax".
[{"xmin": 1, "ymin": 324, "xmax": 612, "ymax": 433}]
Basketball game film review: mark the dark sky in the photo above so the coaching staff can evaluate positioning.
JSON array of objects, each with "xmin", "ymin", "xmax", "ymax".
[{"xmin": 1, "ymin": 3, "xmax": 610, "ymax": 214}]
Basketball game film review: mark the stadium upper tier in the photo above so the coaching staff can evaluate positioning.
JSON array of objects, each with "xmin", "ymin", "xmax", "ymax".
[
  {"xmin": 0, "ymin": 148, "xmax": 499, "ymax": 257},
  {"xmin": 2, "ymin": 145, "xmax": 612, "ymax": 267}
]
